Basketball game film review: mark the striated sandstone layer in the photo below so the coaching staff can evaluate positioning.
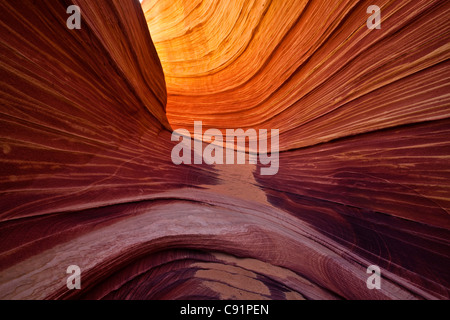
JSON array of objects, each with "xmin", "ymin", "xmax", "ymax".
[
  {"xmin": 1, "ymin": 0, "xmax": 449, "ymax": 300},
  {"xmin": 145, "ymin": 0, "xmax": 450, "ymax": 149}
]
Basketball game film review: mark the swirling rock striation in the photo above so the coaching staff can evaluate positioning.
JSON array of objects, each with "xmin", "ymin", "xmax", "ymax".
[{"xmin": 0, "ymin": 0, "xmax": 449, "ymax": 300}]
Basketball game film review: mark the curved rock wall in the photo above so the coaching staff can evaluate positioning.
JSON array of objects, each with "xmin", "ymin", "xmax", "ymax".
[{"xmin": 0, "ymin": 0, "xmax": 449, "ymax": 299}]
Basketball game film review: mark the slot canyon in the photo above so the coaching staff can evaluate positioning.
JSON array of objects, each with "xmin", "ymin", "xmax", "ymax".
[{"xmin": 0, "ymin": 0, "xmax": 449, "ymax": 300}]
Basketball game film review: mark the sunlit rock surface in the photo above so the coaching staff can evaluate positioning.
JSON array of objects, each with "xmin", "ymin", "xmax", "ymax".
[{"xmin": 0, "ymin": 0, "xmax": 449, "ymax": 299}]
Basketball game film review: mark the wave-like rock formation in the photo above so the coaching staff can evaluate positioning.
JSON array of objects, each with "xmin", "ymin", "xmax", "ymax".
[{"xmin": 0, "ymin": 0, "xmax": 449, "ymax": 300}]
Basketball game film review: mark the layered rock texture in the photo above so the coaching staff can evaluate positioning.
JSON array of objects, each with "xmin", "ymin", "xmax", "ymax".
[{"xmin": 1, "ymin": 0, "xmax": 449, "ymax": 299}]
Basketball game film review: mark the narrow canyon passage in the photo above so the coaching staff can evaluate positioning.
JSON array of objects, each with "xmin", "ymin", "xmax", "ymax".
[{"xmin": 0, "ymin": 0, "xmax": 449, "ymax": 300}]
